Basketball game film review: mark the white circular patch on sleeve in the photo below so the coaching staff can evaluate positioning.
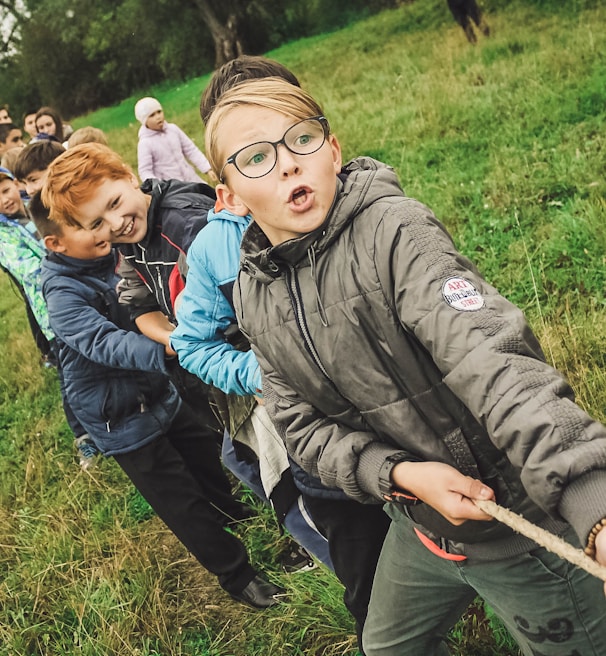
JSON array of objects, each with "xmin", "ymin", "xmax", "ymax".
[{"xmin": 442, "ymin": 277, "xmax": 485, "ymax": 311}]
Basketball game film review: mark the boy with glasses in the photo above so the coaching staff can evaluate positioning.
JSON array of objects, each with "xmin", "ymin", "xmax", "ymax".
[
  {"xmin": 172, "ymin": 56, "xmax": 392, "ymax": 653},
  {"xmin": 205, "ymin": 77, "xmax": 606, "ymax": 655}
]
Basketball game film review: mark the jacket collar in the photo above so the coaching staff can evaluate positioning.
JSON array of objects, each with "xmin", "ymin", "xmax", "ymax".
[
  {"xmin": 208, "ymin": 206, "xmax": 252, "ymax": 227},
  {"xmin": 138, "ymin": 123, "xmax": 169, "ymax": 138},
  {"xmin": 48, "ymin": 249, "xmax": 118, "ymax": 275},
  {"xmin": 240, "ymin": 157, "xmax": 401, "ymax": 282}
]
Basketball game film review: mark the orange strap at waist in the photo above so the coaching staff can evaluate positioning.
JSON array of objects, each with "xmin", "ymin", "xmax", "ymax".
[{"xmin": 413, "ymin": 527, "xmax": 467, "ymax": 561}]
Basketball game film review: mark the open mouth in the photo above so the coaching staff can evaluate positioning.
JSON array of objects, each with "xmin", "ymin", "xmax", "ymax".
[{"xmin": 289, "ymin": 186, "xmax": 312, "ymax": 207}]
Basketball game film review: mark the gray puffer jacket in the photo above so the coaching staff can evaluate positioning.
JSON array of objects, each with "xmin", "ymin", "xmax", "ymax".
[{"xmin": 235, "ymin": 157, "xmax": 606, "ymax": 555}]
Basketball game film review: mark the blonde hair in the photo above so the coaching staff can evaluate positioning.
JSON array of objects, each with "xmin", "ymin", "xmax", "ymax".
[
  {"xmin": 205, "ymin": 78, "xmax": 325, "ymax": 179},
  {"xmin": 42, "ymin": 143, "xmax": 133, "ymax": 226},
  {"xmin": 0, "ymin": 147, "xmax": 24, "ymax": 173},
  {"xmin": 67, "ymin": 126, "xmax": 109, "ymax": 148}
]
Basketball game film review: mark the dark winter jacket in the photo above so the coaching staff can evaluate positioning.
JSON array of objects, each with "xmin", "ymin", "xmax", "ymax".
[
  {"xmin": 117, "ymin": 178, "xmax": 215, "ymax": 322},
  {"xmin": 235, "ymin": 157, "xmax": 606, "ymax": 556},
  {"xmin": 41, "ymin": 250, "xmax": 180, "ymax": 455}
]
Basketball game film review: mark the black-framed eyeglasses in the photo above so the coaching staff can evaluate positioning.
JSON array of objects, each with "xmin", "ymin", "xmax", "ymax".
[{"xmin": 219, "ymin": 115, "xmax": 329, "ymax": 183}]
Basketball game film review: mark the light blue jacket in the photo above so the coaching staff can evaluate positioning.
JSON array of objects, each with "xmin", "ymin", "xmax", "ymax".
[{"xmin": 171, "ymin": 207, "xmax": 261, "ymax": 396}]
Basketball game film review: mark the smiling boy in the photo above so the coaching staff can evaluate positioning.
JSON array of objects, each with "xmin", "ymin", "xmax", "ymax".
[
  {"xmin": 0, "ymin": 167, "xmax": 26, "ymax": 219},
  {"xmin": 204, "ymin": 78, "xmax": 606, "ymax": 655},
  {"xmin": 41, "ymin": 143, "xmax": 258, "ymax": 519},
  {"xmin": 33, "ymin": 185, "xmax": 284, "ymax": 610}
]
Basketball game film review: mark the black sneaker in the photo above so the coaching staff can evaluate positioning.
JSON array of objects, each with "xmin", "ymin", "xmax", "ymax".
[
  {"xmin": 229, "ymin": 575, "xmax": 286, "ymax": 609},
  {"xmin": 280, "ymin": 544, "xmax": 317, "ymax": 573}
]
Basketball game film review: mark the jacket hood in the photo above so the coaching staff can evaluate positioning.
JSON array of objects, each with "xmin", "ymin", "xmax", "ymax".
[
  {"xmin": 240, "ymin": 157, "xmax": 403, "ymax": 283},
  {"xmin": 139, "ymin": 177, "xmax": 216, "ymax": 249},
  {"xmin": 207, "ymin": 206, "xmax": 252, "ymax": 228},
  {"xmin": 42, "ymin": 250, "xmax": 117, "ymax": 285}
]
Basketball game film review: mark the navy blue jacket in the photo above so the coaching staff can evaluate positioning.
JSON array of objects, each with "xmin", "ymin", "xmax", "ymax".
[{"xmin": 41, "ymin": 251, "xmax": 180, "ymax": 455}]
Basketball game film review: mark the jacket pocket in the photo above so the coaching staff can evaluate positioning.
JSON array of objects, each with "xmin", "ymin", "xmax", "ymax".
[{"xmin": 101, "ymin": 375, "xmax": 146, "ymax": 429}]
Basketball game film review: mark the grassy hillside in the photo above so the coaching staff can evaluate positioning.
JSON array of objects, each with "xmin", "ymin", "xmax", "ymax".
[{"xmin": 1, "ymin": 0, "xmax": 605, "ymax": 653}]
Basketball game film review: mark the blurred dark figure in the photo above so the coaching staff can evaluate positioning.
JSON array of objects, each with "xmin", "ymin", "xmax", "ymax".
[{"xmin": 447, "ymin": 0, "xmax": 490, "ymax": 44}]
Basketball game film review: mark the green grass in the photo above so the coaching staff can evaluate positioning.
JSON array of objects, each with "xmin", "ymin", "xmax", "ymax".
[{"xmin": 1, "ymin": 0, "xmax": 605, "ymax": 653}]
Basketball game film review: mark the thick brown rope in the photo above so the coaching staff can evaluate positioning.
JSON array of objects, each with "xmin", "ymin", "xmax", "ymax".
[{"xmin": 473, "ymin": 498, "xmax": 606, "ymax": 582}]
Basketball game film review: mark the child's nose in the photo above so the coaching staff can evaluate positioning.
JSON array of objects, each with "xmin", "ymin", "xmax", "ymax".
[
  {"xmin": 277, "ymin": 145, "xmax": 300, "ymax": 176},
  {"xmin": 105, "ymin": 213, "xmax": 123, "ymax": 230}
]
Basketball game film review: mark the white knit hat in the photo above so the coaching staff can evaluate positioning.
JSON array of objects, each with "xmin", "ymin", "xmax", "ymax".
[{"xmin": 134, "ymin": 97, "xmax": 162, "ymax": 124}]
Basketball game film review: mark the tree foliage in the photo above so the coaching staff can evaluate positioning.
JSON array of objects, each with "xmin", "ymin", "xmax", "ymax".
[{"xmin": 0, "ymin": 0, "xmax": 401, "ymax": 119}]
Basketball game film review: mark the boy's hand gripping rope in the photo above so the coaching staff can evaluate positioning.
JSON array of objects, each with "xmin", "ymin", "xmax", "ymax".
[{"xmin": 473, "ymin": 498, "xmax": 606, "ymax": 582}]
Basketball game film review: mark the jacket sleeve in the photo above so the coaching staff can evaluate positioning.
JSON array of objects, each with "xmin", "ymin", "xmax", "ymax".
[
  {"xmin": 0, "ymin": 224, "xmax": 53, "ymax": 340},
  {"xmin": 376, "ymin": 199, "xmax": 606, "ymax": 542},
  {"xmin": 171, "ymin": 227, "xmax": 261, "ymax": 395},
  {"xmin": 257, "ymin": 348, "xmax": 408, "ymax": 503},
  {"xmin": 116, "ymin": 252, "xmax": 162, "ymax": 320},
  {"xmin": 137, "ymin": 137, "xmax": 155, "ymax": 182},
  {"xmin": 176, "ymin": 125, "xmax": 211, "ymax": 174},
  {"xmin": 46, "ymin": 277, "xmax": 168, "ymax": 374}
]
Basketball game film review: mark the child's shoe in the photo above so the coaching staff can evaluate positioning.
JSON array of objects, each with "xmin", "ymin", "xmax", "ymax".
[
  {"xmin": 280, "ymin": 544, "xmax": 317, "ymax": 573},
  {"xmin": 74, "ymin": 434, "xmax": 98, "ymax": 471}
]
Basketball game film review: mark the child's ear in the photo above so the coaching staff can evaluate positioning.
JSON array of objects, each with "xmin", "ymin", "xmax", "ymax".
[
  {"xmin": 44, "ymin": 234, "xmax": 65, "ymax": 253},
  {"xmin": 329, "ymin": 134, "xmax": 342, "ymax": 173},
  {"xmin": 216, "ymin": 183, "xmax": 251, "ymax": 217}
]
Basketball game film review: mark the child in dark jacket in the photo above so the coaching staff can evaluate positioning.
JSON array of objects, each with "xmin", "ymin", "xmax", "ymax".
[
  {"xmin": 30, "ymin": 192, "xmax": 284, "ymax": 610},
  {"xmin": 41, "ymin": 141, "xmax": 327, "ymax": 575},
  {"xmin": 204, "ymin": 78, "xmax": 606, "ymax": 655},
  {"xmin": 41, "ymin": 143, "xmax": 254, "ymax": 526}
]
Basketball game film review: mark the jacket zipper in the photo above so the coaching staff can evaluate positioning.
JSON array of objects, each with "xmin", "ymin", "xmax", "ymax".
[
  {"xmin": 156, "ymin": 267, "xmax": 170, "ymax": 315},
  {"xmin": 286, "ymin": 265, "xmax": 330, "ymax": 379},
  {"xmin": 140, "ymin": 245, "xmax": 171, "ymax": 317}
]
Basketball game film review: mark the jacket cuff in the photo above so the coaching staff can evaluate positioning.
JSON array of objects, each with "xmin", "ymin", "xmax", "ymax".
[
  {"xmin": 356, "ymin": 442, "xmax": 412, "ymax": 501},
  {"xmin": 558, "ymin": 470, "xmax": 606, "ymax": 545}
]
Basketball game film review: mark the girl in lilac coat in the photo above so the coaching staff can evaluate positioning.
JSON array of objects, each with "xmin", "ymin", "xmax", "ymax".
[{"xmin": 134, "ymin": 97, "xmax": 211, "ymax": 183}]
